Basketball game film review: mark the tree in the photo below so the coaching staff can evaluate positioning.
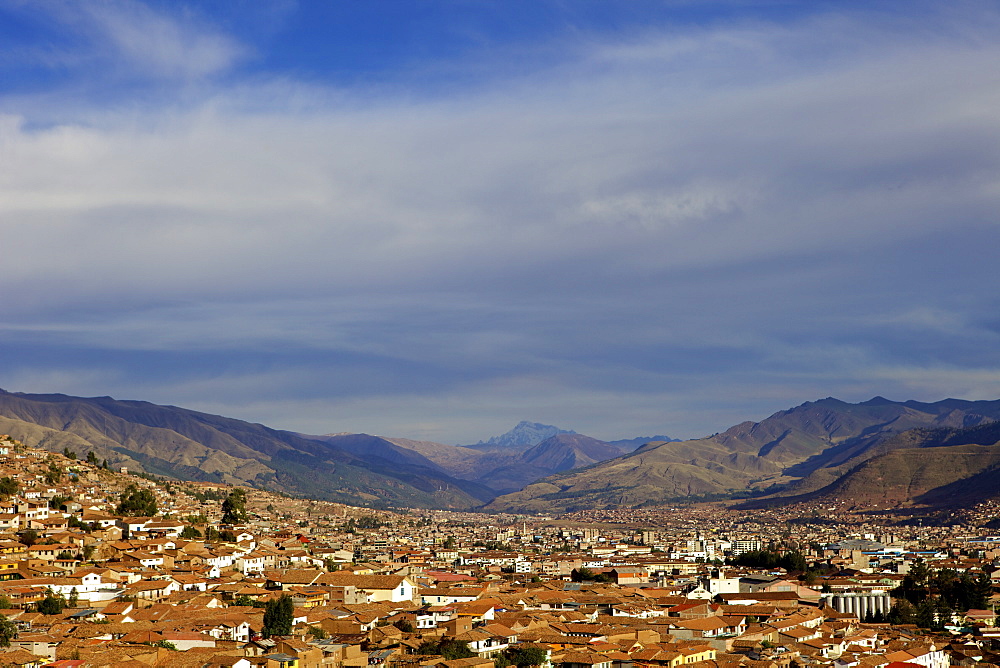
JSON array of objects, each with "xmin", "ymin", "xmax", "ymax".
[
  {"xmin": 888, "ymin": 599, "xmax": 917, "ymax": 625},
  {"xmin": 0, "ymin": 478, "xmax": 18, "ymax": 497},
  {"xmin": 116, "ymin": 484, "xmax": 157, "ymax": 516},
  {"xmin": 19, "ymin": 530, "xmax": 38, "ymax": 547},
  {"xmin": 180, "ymin": 526, "xmax": 202, "ymax": 539},
  {"xmin": 86, "ymin": 451, "xmax": 99, "ymax": 465},
  {"xmin": 443, "ymin": 536, "xmax": 457, "ymax": 549},
  {"xmin": 62, "ymin": 447, "xmax": 77, "ymax": 460},
  {"xmin": 915, "ymin": 599, "xmax": 936, "ymax": 629},
  {"xmin": 37, "ymin": 589, "xmax": 65, "ymax": 615},
  {"xmin": 417, "ymin": 639, "xmax": 474, "ymax": 660},
  {"xmin": 67, "ymin": 587, "xmax": 79, "ymax": 607},
  {"xmin": 49, "ymin": 495, "xmax": 71, "ymax": 510},
  {"xmin": 221, "ymin": 489, "xmax": 248, "ymax": 525},
  {"xmin": 262, "ymin": 594, "xmax": 294, "ymax": 637},
  {"xmin": 393, "ymin": 619, "xmax": 414, "ymax": 633},
  {"xmin": 0, "ymin": 615, "xmax": 15, "ymax": 647},
  {"xmin": 504, "ymin": 646, "xmax": 548, "ymax": 667}
]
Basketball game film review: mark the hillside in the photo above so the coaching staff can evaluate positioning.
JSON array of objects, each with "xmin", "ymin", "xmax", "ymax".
[
  {"xmin": 0, "ymin": 390, "xmax": 491, "ymax": 510},
  {"xmin": 464, "ymin": 434, "xmax": 627, "ymax": 495},
  {"xmin": 738, "ymin": 420, "xmax": 1000, "ymax": 511},
  {"xmin": 486, "ymin": 397, "xmax": 1000, "ymax": 513},
  {"xmin": 335, "ymin": 432, "xmax": 630, "ymax": 495}
]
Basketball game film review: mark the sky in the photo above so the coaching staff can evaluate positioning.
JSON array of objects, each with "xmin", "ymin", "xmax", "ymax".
[{"xmin": 1, "ymin": 1, "xmax": 999, "ymax": 445}]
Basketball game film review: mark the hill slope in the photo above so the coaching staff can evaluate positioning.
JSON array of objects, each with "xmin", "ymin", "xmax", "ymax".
[
  {"xmin": 0, "ymin": 390, "xmax": 491, "ymax": 509},
  {"xmin": 378, "ymin": 432, "xmax": 630, "ymax": 495},
  {"xmin": 738, "ymin": 420, "xmax": 1000, "ymax": 511},
  {"xmin": 486, "ymin": 397, "xmax": 1000, "ymax": 513},
  {"xmin": 469, "ymin": 434, "xmax": 627, "ymax": 494}
]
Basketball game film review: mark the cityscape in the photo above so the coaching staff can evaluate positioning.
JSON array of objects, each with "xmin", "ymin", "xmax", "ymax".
[{"xmin": 3, "ymin": 2, "xmax": 1000, "ymax": 667}]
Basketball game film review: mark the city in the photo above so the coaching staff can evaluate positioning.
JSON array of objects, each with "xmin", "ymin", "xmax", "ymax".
[{"xmin": 0, "ymin": 435, "xmax": 993, "ymax": 667}]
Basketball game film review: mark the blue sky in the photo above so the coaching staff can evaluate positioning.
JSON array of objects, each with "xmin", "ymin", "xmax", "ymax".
[{"xmin": 1, "ymin": 1, "xmax": 999, "ymax": 444}]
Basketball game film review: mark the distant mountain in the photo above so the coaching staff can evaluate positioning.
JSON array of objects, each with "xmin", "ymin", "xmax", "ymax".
[
  {"xmin": 485, "ymin": 397, "xmax": 1000, "ymax": 513},
  {"xmin": 371, "ymin": 432, "xmax": 629, "ymax": 496},
  {"xmin": 463, "ymin": 421, "xmax": 576, "ymax": 452},
  {"xmin": 0, "ymin": 390, "xmax": 491, "ymax": 510},
  {"xmin": 521, "ymin": 433, "xmax": 627, "ymax": 471},
  {"xmin": 468, "ymin": 434, "xmax": 627, "ymax": 495}
]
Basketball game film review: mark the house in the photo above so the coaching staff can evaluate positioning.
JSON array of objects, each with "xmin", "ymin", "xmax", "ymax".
[{"xmin": 318, "ymin": 574, "xmax": 418, "ymax": 603}]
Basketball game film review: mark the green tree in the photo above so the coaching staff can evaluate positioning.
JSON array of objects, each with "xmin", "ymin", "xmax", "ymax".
[
  {"xmin": 19, "ymin": 530, "xmax": 38, "ymax": 547},
  {"xmin": 86, "ymin": 451, "xmax": 99, "ymax": 465},
  {"xmin": 915, "ymin": 599, "xmax": 936, "ymax": 629},
  {"xmin": 308, "ymin": 625, "xmax": 328, "ymax": 639},
  {"xmin": 888, "ymin": 599, "xmax": 917, "ymax": 625},
  {"xmin": 62, "ymin": 447, "xmax": 77, "ymax": 460},
  {"xmin": 180, "ymin": 526, "xmax": 202, "ymax": 539},
  {"xmin": 417, "ymin": 639, "xmax": 474, "ymax": 660},
  {"xmin": 262, "ymin": 594, "xmax": 294, "ymax": 637},
  {"xmin": 49, "ymin": 495, "xmax": 71, "ymax": 510},
  {"xmin": 67, "ymin": 587, "xmax": 79, "ymax": 607},
  {"xmin": 37, "ymin": 589, "xmax": 65, "ymax": 615},
  {"xmin": 443, "ymin": 536, "xmax": 456, "ymax": 549},
  {"xmin": 221, "ymin": 489, "xmax": 249, "ymax": 525},
  {"xmin": 393, "ymin": 619, "xmax": 414, "ymax": 633},
  {"xmin": 0, "ymin": 615, "xmax": 16, "ymax": 647},
  {"xmin": 0, "ymin": 478, "xmax": 18, "ymax": 497},
  {"xmin": 116, "ymin": 484, "xmax": 157, "ymax": 516},
  {"xmin": 0, "ymin": 596, "xmax": 12, "ymax": 610},
  {"xmin": 504, "ymin": 646, "xmax": 548, "ymax": 668},
  {"xmin": 232, "ymin": 595, "xmax": 253, "ymax": 607}
]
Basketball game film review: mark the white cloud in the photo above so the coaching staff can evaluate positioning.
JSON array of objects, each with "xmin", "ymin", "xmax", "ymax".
[{"xmin": 2, "ymin": 4, "xmax": 1000, "ymax": 441}]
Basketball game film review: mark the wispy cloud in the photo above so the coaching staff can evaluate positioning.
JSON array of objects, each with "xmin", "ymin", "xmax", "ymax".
[
  {"xmin": 0, "ymin": 0, "xmax": 246, "ymax": 87},
  {"xmin": 2, "ymin": 3, "xmax": 1000, "ymax": 442}
]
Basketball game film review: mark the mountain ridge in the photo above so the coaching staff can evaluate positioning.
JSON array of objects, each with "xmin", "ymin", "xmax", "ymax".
[
  {"xmin": 0, "ymin": 390, "xmax": 489, "ymax": 509},
  {"xmin": 485, "ymin": 397, "xmax": 1000, "ymax": 513}
]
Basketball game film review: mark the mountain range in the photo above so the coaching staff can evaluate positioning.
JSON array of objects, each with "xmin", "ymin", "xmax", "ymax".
[
  {"xmin": 0, "ymin": 390, "xmax": 657, "ymax": 507},
  {"xmin": 0, "ymin": 390, "xmax": 491, "ymax": 509},
  {"xmin": 485, "ymin": 397, "xmax": 1000, "ymax": 513},
  {"xmin": 1, "ymin": 388, "xmax": 998, "ymax": 514}
]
